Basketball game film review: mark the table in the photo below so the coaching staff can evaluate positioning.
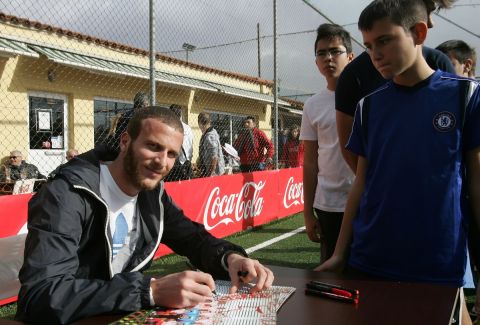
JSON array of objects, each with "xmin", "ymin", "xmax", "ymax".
[{"xmin": 0, "ymin": 265, "xmax": 459, "ymax": 325}]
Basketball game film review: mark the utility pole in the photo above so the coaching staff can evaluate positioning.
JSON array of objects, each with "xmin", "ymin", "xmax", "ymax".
[
  {"xmin": 257, "ymin": 23, "xmax": 261, "ymax": 78},
  {"xmin": 149, "ymin": 0, "xmax": 156, "ymax": 105}
]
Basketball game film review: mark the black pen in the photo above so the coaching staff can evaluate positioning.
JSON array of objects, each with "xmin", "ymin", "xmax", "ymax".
[
  {"xmin": 309, "ymin": 280, "xmax": 360, "ymax": 297},
  {"xmin": 305, "ymin": 288, "xmax": 358, "ymax": 304},
  {"xmin": 237, "ymin": 270, "xmax": 248, "ymax": 277},
  {"xmin": 185, "ymin": 261, "xmax": 217, "ymax": 296}
]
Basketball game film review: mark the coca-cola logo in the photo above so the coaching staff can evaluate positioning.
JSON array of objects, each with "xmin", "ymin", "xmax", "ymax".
[
  {"xmin": 283, "ymin": 177, "xmax": 303, "ymax": 208},
  {"xmin": 203, "ymin": 181, "xmax": 265, "ymax": 230}
]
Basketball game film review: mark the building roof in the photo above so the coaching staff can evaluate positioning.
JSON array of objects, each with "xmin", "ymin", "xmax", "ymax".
[{"xmin": 0, "ymin": 12, "xmax": 274, "ymax": 87}]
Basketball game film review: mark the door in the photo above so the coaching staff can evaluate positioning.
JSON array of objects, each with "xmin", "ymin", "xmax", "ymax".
[{"xmin": 28, "ymin": 93, "xmax": 68, "ymax": 177}]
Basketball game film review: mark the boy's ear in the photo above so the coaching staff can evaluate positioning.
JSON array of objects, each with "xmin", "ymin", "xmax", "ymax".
[
  {"xmin": 347, "ymin": 52, "xmax": 355, "ymax": 62},
  {"xmin": 411, "ymin": 22, "xmax": 428, "ymax": 45},
  {"xmin": 463, "ymin": 58, "xmax": 474, "ymax": 77}
]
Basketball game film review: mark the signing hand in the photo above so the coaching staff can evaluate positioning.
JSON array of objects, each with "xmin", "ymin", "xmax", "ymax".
[
  {"xmin": 151, "ymin": 270, "xmax": 215, "ymax": 308},
  {"xmin": 226, "ymin": 254, "xmax": 274, "ymax": 294}
]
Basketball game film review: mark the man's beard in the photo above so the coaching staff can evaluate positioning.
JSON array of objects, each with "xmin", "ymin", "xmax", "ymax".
[{"xmin": 123, "ymin": 144, "xmax": 161, "ymax": 191}]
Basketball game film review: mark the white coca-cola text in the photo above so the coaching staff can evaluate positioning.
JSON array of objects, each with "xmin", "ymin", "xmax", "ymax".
[
  {"xmin": 203, "ymin": 181, "xmax": 265, "ymax": 230},
  {"xmin": 283, "ymin": 177, "xmax": 303, "ymax": 208}
]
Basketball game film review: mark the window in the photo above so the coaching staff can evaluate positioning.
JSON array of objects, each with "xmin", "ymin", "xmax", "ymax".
[
  {"xmin": 29, "ymin": 96, "xmax": 65, "ymax": 150},
  {"xmin": 93, "ymin": 98, "xmax": 133, "ymax": 146}
]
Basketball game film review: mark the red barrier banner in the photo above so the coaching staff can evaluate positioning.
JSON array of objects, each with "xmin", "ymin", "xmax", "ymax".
[{"xmin": 0, "ymin": 169, "xmax": 304, "ymax": 241}]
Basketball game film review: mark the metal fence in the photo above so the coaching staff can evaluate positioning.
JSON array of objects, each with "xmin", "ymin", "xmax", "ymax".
[{"xmin": 0, "ymin": 0, "xmax": 335, "ymax": 183}]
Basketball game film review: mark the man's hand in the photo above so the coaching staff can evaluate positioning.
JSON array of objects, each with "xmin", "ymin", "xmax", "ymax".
[
  {"xmin": 304, "ymin": 210, "xmax": 321, "ymax": 243},
  {"xmin": 151, "ymin": 271, "xmax": 215, "ymax": 308},
  {"xmin": 226, "ymin": 254, "xmax": 274, "ymax": 294},
  {"xmin": 314, "ymin": 255, "xmax": 346, "ymax": 273}
]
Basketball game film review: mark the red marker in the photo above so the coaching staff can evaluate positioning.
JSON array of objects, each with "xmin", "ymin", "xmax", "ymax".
[
  {"xmin": 305, "ymin": 288, "xmax": 359, "ymax": 304},
  {"xmin": 306, "ymin": 283, "xmax": 352, "ymax": 298}
]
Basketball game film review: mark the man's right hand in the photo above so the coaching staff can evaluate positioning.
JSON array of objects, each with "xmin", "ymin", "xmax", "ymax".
[
  {"xmin": 304, "ymin": 210, "xmax": 321, "ymax": 243},
  {"xmin": 151, "ymin": 271, "xmax": 215, "ymax": 308}
]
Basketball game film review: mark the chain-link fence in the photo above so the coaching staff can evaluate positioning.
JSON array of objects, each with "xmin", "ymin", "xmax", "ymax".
[{"xmin": 0, "ymin": 0, "xmax": 334, "ymax": 184}]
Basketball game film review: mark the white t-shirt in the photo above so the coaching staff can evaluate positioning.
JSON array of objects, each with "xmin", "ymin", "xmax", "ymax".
[
  {"xmin": 179, "ymin": 122, "xmax": 193, "ymax": 164},
  {"xmin": 299, "ymin": 89, "xmax": 354, "ymax": 212},
  {"xmin": 100, "ymin": 164, "xmax": 139, "ymax": 275}
]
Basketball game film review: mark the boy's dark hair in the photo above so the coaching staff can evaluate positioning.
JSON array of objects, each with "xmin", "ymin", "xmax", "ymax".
[
  {"xmin": 436, "ymin": 39, "xmax": 477, "ymax": 76},
  {"xmin": 423, "ymin": 0, "xmax": 456, "ymax": 14},
  {"xmin": 358, "ymin": 0, "xmax": 429, "ymax": 31},
  {"xmin": 127, "ymin": 106, "xmax": 183, "ymax": 141},
  {"xmin": 198, "ymin": 112, "xmax": 211, "ymax": 126},
  {"xmin": 315, "ymin": 23, "xmax": 353, "ymax": 54}
]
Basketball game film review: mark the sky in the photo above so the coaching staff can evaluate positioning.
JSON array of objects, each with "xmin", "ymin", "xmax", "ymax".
[{"xmin": 1, "ymin": 0, "xmax": 479, "ymax": 100}]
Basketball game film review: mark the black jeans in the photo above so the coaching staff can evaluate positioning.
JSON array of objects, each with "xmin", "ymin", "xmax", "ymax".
[{"xmin": 314, "ymin": 209, "xmax": 343, "ymax": 264}]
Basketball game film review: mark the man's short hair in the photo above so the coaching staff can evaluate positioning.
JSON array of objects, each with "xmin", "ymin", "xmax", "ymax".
[
  {"xmin": 423, "ymin": 0, "xmax": 455, "ymax": 14},
  {"xmin": 358, "ymin": 0, "xmax": 429, "ymax": 31},
  {"xmin": 244, "ymin": 115, "xmax": 256, "ymax": 123},
  {"xmin": 436, "ymin": 39, "xmax": 477, "ymax": 76},
  {"xmin": 198, "ymin": 112, "xmax": 211, "ymax": 126},
  {"xmin": 169, "ymin": 104, "xmax": 183, "ymax": 119},
  {"xmin": 127, "ymin": 106, "xmax": 184, "ymax": 141},
  {"xmin": 133, "ymin": 92, "xmax": 150, "ymax": 109},
  {"xmin": 315, "ymin": 23, "xmax": 353, "ymax": 54}
]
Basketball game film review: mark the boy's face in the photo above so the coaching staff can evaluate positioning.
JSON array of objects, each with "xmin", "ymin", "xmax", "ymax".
[
  {"xmin": 445, "ymin": 52, "xmax": 469, "ymax": 77},
  {"xmin": 315, "ymin": 37, "xmax": 353, "ymax": 81},
  {"xmin": 362, "ymin": 18, "xmax": 420, "ymax": 80}
]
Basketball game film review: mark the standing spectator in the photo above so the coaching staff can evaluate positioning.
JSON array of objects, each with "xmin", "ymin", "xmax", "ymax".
[
  {"xmin": 163, "ymin": 104, "xmax": 194, "ymax": 182},
  {"xmin": 169, "ymin": 105, "xmax": 193, "ymax": 164},
  {"xmin": 300, "ymin": 24, "xmax": 355, "ymax": 264},
  {"xmin": 0, "ymin": 150, "xmax": 45, "ymax": 181},
  {"xmin": 106, "ymin": 91, "xmax": 150, "ymax": 156},
  {"xmin": 437, "ymin": 38, "xmax": 479, "ymax": 320},
  {"xmin": 66, "ymin": 149, "xmax": 79, "ymax": 161},
  {"xmin": 197, "ymin": 112, "xmax": 225, "ymax": 177},
  {"xmin": 436, "ymin": 39, "xmax": 476, "ymax": 78},
  {"xmin": 335, "ymin": 0, "xmax": 457, "ymax": 173},
  {"xmin": 49, "ymin": 149, "xmax": 80, "ymax": 179},
  {"xmin": 277, "ymin": 128, "xmax": 289, "ymax": 166},
  {"xmin": 233, "ymin": 116, "xmax": 274, "ymax": 173},
  {"xmin": 280, "ymin": 124, "xmax": 304, "ymax": 168}
]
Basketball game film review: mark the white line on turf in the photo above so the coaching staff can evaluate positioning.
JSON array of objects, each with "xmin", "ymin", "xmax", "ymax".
[{"xmin": 245, "ymin": 226, "xmax": 306, "ymax": 254}]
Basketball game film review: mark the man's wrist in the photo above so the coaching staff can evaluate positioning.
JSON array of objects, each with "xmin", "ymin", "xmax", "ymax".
[{"xmin": 221, "ymin": 250, "xmax": 247, "ymax": 271}]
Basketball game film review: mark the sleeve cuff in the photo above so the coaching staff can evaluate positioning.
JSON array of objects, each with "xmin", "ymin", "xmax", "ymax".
[
  {"xmin": 221, "ymin": 250, "xmax": 248, "ymax": 271},
  {"xmin": 149, "ymin": 278, "xmax": 156, "ymax": 306}
]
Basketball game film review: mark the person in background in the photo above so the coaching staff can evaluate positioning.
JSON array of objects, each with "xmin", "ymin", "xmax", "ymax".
[
  {"xmin": 106, "ymin": 91, "xmax": 150, "ymax": 156},
  {"xmin": 300, "ymin": 23, "xmax": 355, "ymax": 264},
  {"xmin": 66, "ymin": 149, "xmax": 79, "ymax": 161},
  {"xmin": 0, "ymin": 150, "xmax": 45, "ymax": 181},
  {"xmin": 318, "ymin": 2, "xmax": 479, "ymax": 324},
  {"xmin": 233, "ymin": 116, "xmax": 274, "ymax": 173},
  {"xmin": 436, "ymin": 39, "xmax": 476, "ymax": 78},
  {"xmin": 437, "ymin": 38, "xmax": 479, "ymax": 320},
  {"xmin": 16, "ymin": 107, "xmax": 274, "ymax": 324},
  {"xmin": 169, "ymin": 105, "xmax": 193, "ymax": 163},
  {"xmin": 335, "ymin": 0, "xmax": 457, "ymax": 173},
  {"xmin": 49, "ymin": 149, "xmax": 80, "ymax": 179},
  {"xmin": 277, "ymin": 128, "xmax": 289, "ymax": 167},
  {"xmin": 197, "ymin": 112, "xmax": 225, "ymax": 177},
  {"xmin": 280, "ymin": 124, "xmax": 304, "ymax": 168}
]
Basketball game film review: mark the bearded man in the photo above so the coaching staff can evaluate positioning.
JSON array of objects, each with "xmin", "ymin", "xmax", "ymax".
[{"xmin": 16, "ymin": 107, "xmax": 274, "ymax": 324}]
